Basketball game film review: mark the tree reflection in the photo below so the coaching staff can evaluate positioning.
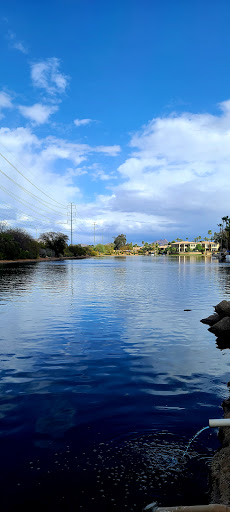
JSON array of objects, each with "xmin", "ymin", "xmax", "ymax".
[{"xmin": 0, "ymin": 263, "xmax": 36, "ymax": 296}]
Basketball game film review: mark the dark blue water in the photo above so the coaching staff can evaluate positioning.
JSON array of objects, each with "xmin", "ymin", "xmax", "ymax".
[{"xmin": 0, "ymin": 255, "xmax": 230, "ymax": 511}]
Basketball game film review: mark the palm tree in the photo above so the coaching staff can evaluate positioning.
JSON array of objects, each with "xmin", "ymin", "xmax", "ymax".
[
  {"xmin": 222, "ymin": 216, "xmax": 229, "ymax": 228},
  {"xmin": 218, "ymin": 224, "xmax": 223, "ymax": 249}
]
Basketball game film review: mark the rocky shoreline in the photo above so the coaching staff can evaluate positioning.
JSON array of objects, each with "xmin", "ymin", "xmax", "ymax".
[
  {"xmin": 201, "ymin": 301, "xmax": 230, "ymax": 504},
  {"xmin": 201, "ymin": 301, "xmax": 230, "ymax": 336}
]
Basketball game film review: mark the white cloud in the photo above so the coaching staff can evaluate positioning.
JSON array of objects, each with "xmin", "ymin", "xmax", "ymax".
[
  {"xmin": 4, "ymin": 93, "xmax": 230, "ymax": 242},
  {"xmin": 74, "ymin": 118, "xmax": 93, "ymax": 127},
  {"xmin": 0, "ymin": 126, "xmax": 120, "ymax": 236},
  {"xmin": 7, "ymin": 30, "xmax": 28, "ymax": 54},
  {"xmin": 0, "ymin": 91, "xmax": 13, "ymax": 109},
  {"xmin": 12, "ymin": 41, "xmax": 28, "ymax": 54},
  {"xmin": 85, "ymin": 163, "xmax": 115, "ymax": 181},
  {"xmin": 18, "ymin": 103, "xmax": 58, "ymax": 125},
  {"xmin": 67, "ymin": 98, "xmax": 230, "ymax": 243},
  {"xmin": 94, "ymin": 145, "xmax": 121, "ymax": 156},
  {"xmin": 31, "ymin": 58, "xmax": 69, "ymax": 95},
  {"xmin": 0, "ymin": 91, "xmax": 13, "ymax": 119},
  {"xmin": 107, "ymin": 99, "xmax": 230, "ymax": 238}
]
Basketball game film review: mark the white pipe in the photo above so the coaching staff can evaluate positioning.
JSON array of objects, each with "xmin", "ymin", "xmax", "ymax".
[{"xmin": 209, "ymin": 418, "xmax": 230, "ymax": 427}]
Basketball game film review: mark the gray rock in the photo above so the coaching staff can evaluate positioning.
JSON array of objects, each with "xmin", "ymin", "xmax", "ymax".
[
  {"xmin": 215, "ymin": 300, "xmax": 230, "ymax": 317},
  {"xmin": 209, "ymin": 316, "xmax": 230, "ymax": 334},
  {"xmin": 200, "ymin": 313, "xmax": 220, "ymax": 325}
]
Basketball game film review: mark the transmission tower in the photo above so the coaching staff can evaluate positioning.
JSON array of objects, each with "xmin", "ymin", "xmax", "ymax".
[
  {"xmin": 67, "ymin": 203, "xmax": 76, "ymax": 245},
  {"xmin": 92, "ymin": 222, "xmax": 97, "ymax": 245}
]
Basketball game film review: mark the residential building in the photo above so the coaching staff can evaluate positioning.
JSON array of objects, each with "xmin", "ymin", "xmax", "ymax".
[{"xmin": 170, "ymin": 241, "xmax": 219, "ymax": 253}]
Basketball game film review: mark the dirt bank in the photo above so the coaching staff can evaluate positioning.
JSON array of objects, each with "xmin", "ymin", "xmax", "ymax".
[{"xmin": 0, "ymin": 256, "xmax": 89, "ymax": 265}]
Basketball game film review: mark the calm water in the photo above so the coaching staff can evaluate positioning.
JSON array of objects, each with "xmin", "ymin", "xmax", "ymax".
[{"xmin": 1, "ymin": 255, "xmax": 230, "ymax": 511}]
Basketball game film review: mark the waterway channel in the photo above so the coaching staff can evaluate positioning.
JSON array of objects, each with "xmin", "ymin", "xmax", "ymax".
[{"xmin": 1, "ymin": 256, "xmax": 230, "ymax": 511}]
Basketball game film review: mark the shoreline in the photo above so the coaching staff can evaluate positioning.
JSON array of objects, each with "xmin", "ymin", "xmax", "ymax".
[
  {"xmin": 0, "ymin": 255, "xmax": 89, "ymax": 265},
  {"xmin": 0, "ymin": 253, "xmax": 215, "ymax": 264}
]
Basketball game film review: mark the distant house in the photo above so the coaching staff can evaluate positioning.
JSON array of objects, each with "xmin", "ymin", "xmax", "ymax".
[
  {"xmin": 132, "ymin": 246, "xmax": 142, "ymax": 253},
  {"xmin": 171, "ymin": 241, "xmax": 219, "ymax": 253},
  {"xmin": 158, "ymin": 244, "xmax": 169, "ymax": 251}
]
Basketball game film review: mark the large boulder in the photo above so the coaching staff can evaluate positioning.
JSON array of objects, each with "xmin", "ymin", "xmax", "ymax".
[
  {"xmin": 200, "ymin": 313, "xmax": 220, "ymax": 325},
  {"xmin": 215, "ymin": 300, "xmax": 230, "ymax": 317},
  {"xmin": 209, "ymin": 316, "xmax": 230, "ymax": 335}
]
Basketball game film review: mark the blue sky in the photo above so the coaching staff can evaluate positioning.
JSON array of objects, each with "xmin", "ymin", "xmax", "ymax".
[{"xmin": 0, "ymin": 0, "xmax": 230, "ymax": 244}]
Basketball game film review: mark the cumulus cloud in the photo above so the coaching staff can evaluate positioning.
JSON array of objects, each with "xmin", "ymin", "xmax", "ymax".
[
  {"xmin": 74, "ymin": 118, "xmax": 94, "ymax": 127},
  {"xmin": 3, "ymin": 93, "xmax": 230, "ymax": 243},
  {"xmin": 0, "ymin": 126, "xmax": 120, "ymax": 236},
  {"xmin": 68, "ymin": 98, "xmax": 230, "ymax": 243},
  {"xmin": 30, "ymin": 58, "xmax": 69, "ymax": 95},
  {"xmin": 18, "ymin": 103, "xmax": 58, "ymax": 125},
  {"xmin": 103, "ymin": 99, "xmax": 230, "ymax": 238}
]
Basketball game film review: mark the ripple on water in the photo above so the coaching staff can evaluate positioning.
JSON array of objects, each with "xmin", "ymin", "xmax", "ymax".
[{"xmin": 14, "ymin": 431, "xmax": 215, "ymax": 511}]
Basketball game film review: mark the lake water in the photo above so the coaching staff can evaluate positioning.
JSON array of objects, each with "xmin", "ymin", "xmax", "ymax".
[{"xmin": 1, "ymin": 255, "xmax": 230, "ymax": 511}]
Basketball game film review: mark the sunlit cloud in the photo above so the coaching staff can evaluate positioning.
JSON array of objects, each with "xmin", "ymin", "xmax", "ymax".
[
  {"xmin": 31, "ymin": 58, "xmax": 70, "ymax": 95},
  {"xmin": 74, "ymin": 118, "xmax": 94, "ymax": 127},
  {"xmin": 18, "ymin": 103, "xmax": 58, "ymax": 125}
]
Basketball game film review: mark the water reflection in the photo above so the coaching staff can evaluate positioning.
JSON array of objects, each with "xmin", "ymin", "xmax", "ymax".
[
  {"xmin": 216, "ymin": 337, "xmax": 230, "ymax": 350},
  {"xmin": 0, "ymin": 257, "xmax": 229, "ymax": 509},
  {"xmin": 0, "ymin": 263, "xmax": 36, "ymax": 298},
  {"xmin": 217, "ymin": 265, "xmax": 230, "ymax": 295}
]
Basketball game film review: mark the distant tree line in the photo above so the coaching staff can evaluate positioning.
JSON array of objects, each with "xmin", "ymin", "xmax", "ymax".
[
  {"xmin": 0, "ymin": 222, "xmax": 224, "ymax": 261},
  {"xmin": 0, "ymin": 227, "xmax": 96, "ymax": 260}
]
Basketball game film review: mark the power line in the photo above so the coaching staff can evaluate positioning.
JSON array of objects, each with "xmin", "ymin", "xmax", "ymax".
[
  {"xmin": 0, "ymin": 183, "xmax": 52, "ymax": 219},
  {"xmin": 0, "ymin": 166, "xmax": 67, "ymax": 216},
  {"xmin": 0, "ymin": 148, "xmax": 67, "ymax": 208},
  {"xmin": 0, "ymin": 200, "xmax": 52, "ymax": 229}
]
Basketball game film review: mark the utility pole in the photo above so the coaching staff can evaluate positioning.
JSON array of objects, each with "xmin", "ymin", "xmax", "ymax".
[
  {"xmin": 92, "ymin": 222, "xmax": 97, "ymax": 245},
  {"xmin": 67, "ymin": 203, "xmax": 76, "ymax": 245}
]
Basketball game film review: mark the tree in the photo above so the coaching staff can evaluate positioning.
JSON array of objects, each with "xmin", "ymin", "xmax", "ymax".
[
  {"xmin": 7, "ymin": 228, "xmax": 38, "ymax": 258},
  {"xmin": 0, "ymin": 232, "xmax": 20, "ymax": 260},
  {"xmin": 94, "ymin": 244, "xmax": 106, "ymax": 254},
  {"xmin": 114, "ymin": 234, "xmax": 127, "ymax": 250},
  {"xmin": 169, "ymin": 246, "xmax": 177, "ymax": 254},
  {"xmin": 195, "ymin": 244, "xmax": 203, "ymax": 252},
  {"xmin": 39, "ymin": 232, "xmax": 69, "ymax": 257},
  {"xmin": 0, "ymin": 228, "xmax": 39, "ymax": 260}
]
